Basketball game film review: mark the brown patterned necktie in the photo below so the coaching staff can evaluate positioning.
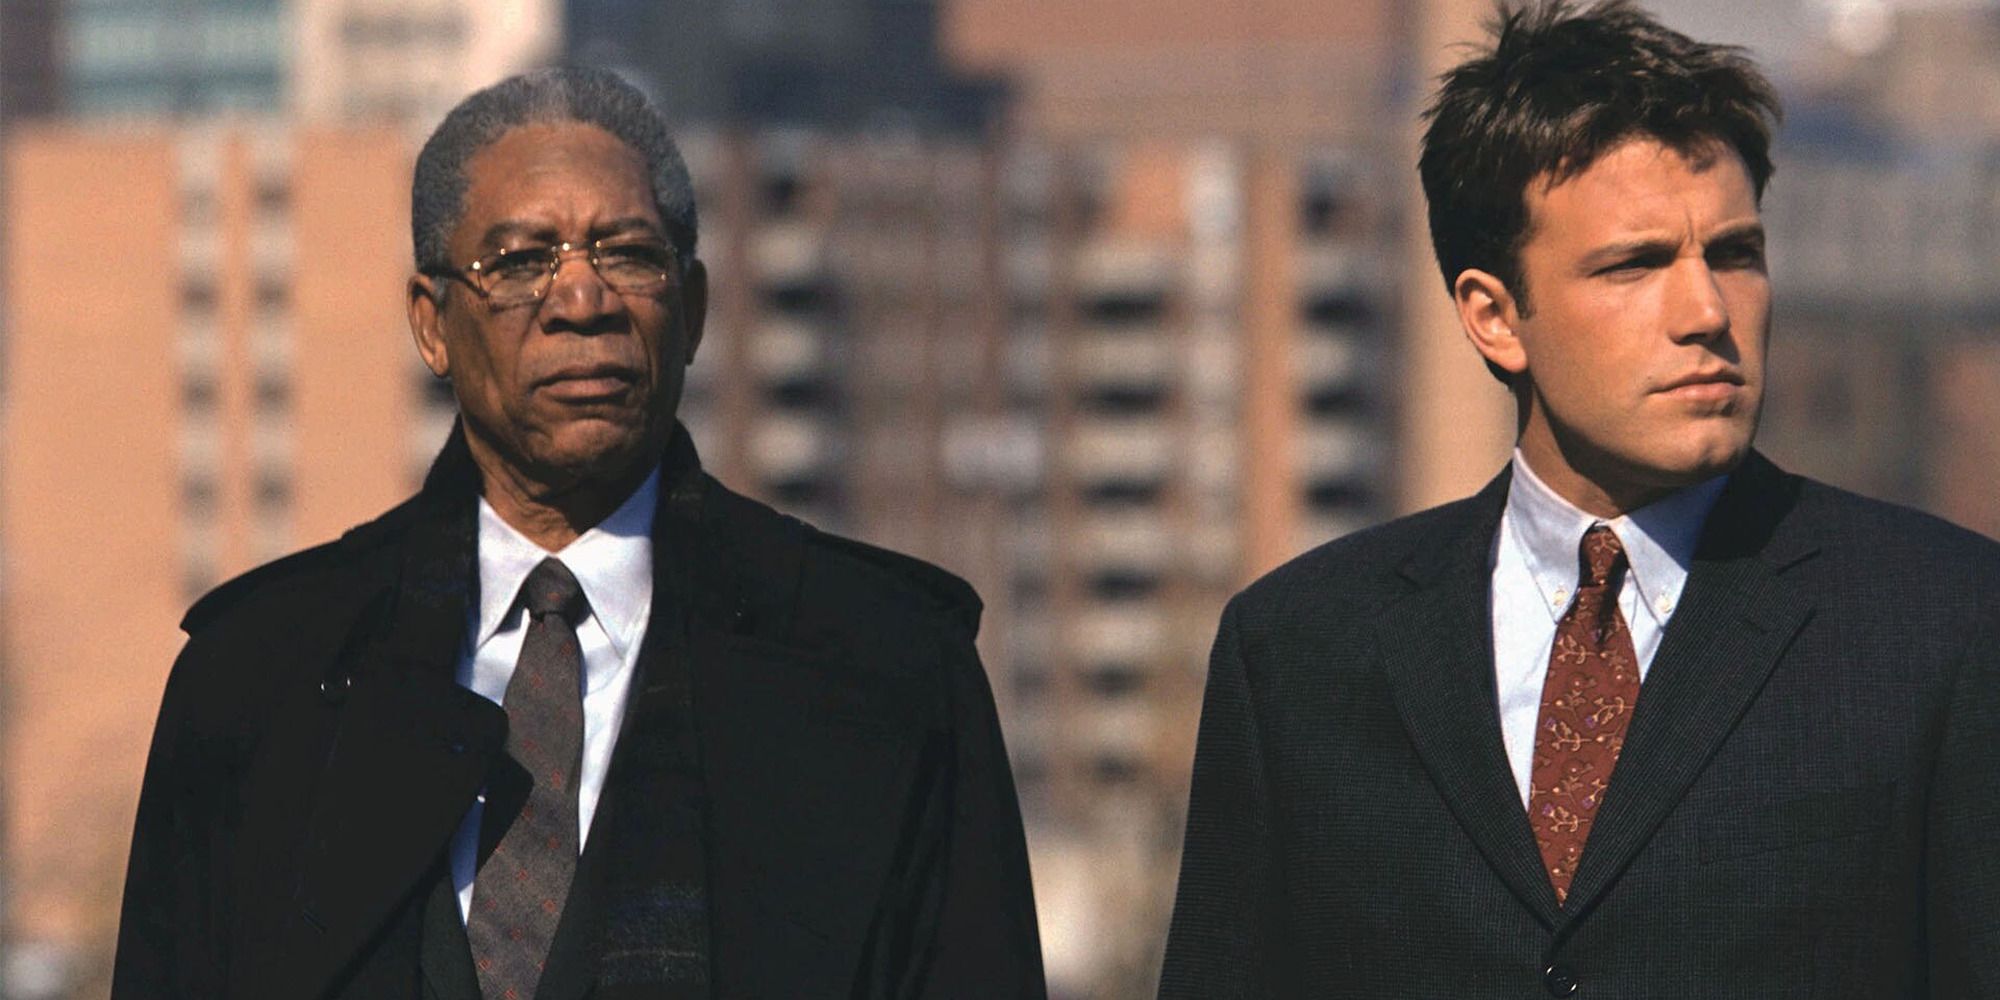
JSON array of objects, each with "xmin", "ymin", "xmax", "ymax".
[
  {"xmin": 1528, "ymin": 525, "xmax": 1641, "ymax": 903},
  {"xmin": 469, "ymin": 557, "xmax": 588, "ymax": 1000}
]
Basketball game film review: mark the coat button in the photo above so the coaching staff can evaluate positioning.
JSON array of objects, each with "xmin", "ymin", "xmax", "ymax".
[
  {"xmin": 318, "ymin": 674, "xmax": 353, "ymax": 703},
  {"xmin": 1544, "ymin": 964, "xmax": 1579, "ymax": 996}
]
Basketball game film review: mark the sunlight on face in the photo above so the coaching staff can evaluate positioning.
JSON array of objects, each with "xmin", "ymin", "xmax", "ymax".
[{"xmin": 1506, "ymin": 138, "xmax": 1771, "ymax": 511}]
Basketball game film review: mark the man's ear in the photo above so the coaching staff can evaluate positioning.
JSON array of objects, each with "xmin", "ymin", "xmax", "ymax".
[
  {"xmin": 408, "ymin": 274, "xmax": 451, "ymax": 378},
  {"xmin": 678, "ymin": 258, "xmax": 708, "ymax": 366},
  {"xmin": 1452, "ymin": 267, "xmax": 1529, "ymax": 380}
]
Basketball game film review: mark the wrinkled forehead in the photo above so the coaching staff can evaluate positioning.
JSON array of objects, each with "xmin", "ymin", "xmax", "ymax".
[
  {"xmin": 454, "ymin": 121, "xmax": 662, "ymax": 248},
  {"xmin": 1522, "ymin": 134, "xmax": 1754, "ymax": 246}
]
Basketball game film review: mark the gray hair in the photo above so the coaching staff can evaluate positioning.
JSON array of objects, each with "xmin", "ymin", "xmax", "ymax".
[{"xmin": 411, "ymin": 67, "xmax": 698, "ymax": 271}]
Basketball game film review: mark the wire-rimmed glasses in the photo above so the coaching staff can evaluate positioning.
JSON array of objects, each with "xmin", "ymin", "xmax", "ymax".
[{"xmin": 426, "ymin": 238, "xmax": 679, "ymax": 308}]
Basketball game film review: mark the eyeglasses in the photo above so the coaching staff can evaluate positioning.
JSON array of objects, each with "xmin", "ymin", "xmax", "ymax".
[{"xmin": 426, "ymin": 238, "xmax": 679, "ymax": 308}]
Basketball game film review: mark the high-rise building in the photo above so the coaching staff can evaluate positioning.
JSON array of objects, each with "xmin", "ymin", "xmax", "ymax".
[
  {"xmin": 1749, "ymin": 3, "xmax": 2000, "ymax": 535},
  {"xmin": 937, "ymin": 5, "xmax": 1486, "ymax": 993},
  {"xmin": 566, "ymin": 0, "xmax": 1001, "ymax": 131},
  {"xmin": 986, "ymin": 135, "xmax": 1408, "ymax": 995},
  {"xmin": 30, "ymin": 0, "xmax": 557, "ymax": 126},
  {"xmin": 292, "ymin": 0, "xmax": 560, "ymax": 124},
  {"xmin": 60, "ymin": 0, "xmax": 288, "ymax": 117},
  {"xmin": 1, "ymin": 123, "xmax": 424, "ymax": 997}
]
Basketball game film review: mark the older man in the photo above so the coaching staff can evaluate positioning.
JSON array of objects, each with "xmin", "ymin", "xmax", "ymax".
[
  {"xmin": 1161, "ymin": 3, "xmax": 2000, "ymax": 997},
  {"xmin": 113, "ymin": 69, "xmax": 1044, "ymax": 1000}
]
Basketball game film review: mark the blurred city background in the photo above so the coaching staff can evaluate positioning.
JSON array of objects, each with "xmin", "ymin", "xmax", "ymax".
[{"xmin": 1, "ymin": 0, "xmax": 1998, "ymax": 996}]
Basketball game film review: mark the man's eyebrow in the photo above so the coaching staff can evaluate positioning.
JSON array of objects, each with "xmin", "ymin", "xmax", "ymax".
[
  {"xmin": 591, "ymin": 216, "xmax": 665, "ymax": 238},
  {"xmin": 477, "ymin": 220, "xmax": 555, "ymax": 248},
  {"xmin": 1576, "ymin": 235, "xmax": 1680, "ymax": 271},
  {"xmin": 1575, "ymin": 221, "xmax": 1765, "ymax": 271},
  {"xmin": 473, "ymin": 217, "xmax": 667, "ymax": 249},
  {"xmin": 1704, "ymin": 221, "xmax": 1766, "ymax": 248}
]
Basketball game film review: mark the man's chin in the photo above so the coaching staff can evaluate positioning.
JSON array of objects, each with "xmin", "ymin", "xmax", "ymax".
[
  {"xmin": 531, "ymin": 422, "xmax": 660, "ymax": 485},
  {"xmin": 1646, "ymin": 432, "xmax": 1753, "ymax": 489}
]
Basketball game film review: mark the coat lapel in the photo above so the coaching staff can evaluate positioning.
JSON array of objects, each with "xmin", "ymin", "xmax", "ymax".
[
  {"xmin": 268, "ymin": 427, "xmax": 509, "ymax": 1000},
  {"xmin": 531, "ymin": 433, "xmax": 925, "ymax": 998},
  {"xmin": 1376, "ymin": 468, "xmax": 1568, "ymax": 927},
  {"xmin": 1561, "ymin": 453, "xmax": 1818, "ymax": 917},
  {"xmin": 283, "ymin": 649, "xmax": 503, "ymax": 989},
  {"xmin": 682, "ymin": 478, "xmax": 931, "ymax": 998}
]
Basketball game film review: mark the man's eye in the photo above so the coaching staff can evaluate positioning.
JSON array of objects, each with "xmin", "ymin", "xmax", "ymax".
[
  {"xmin": 1710, "ymin": 244, "xmax": 1766, "ymax": 270},
  {"xmin": 486, "ymin": 249, "xmax": 552, "ymax": 282},
  {"xmin": 595, "ymin": 242, "xmax": 672, "ymax": 275}
]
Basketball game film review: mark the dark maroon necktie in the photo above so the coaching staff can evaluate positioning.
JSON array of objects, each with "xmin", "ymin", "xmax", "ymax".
[
  {"xmin": 468, "ymin": 557, "xmax": 587, "ymax": 1000},
  {"xmin": 1528, "ymin": 525, "xmax": 1640, "ymax": 903}
]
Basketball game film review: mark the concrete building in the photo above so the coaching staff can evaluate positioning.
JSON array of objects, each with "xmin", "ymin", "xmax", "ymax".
[
  {"xmin": 1756, "ymin": 147, "xmax": 2000, "ymax": 534},
  {"xmin": 989, "ymin": 135, "xmax": 1407, "ymax": 995},
  {"xmin": 21, "ymin": 0, "xmax": 555, "ymax": 126},
  {"xmin": 565, "ymin": 0, "xmax": 1000, "ymax": 131},
  {"xmin": 1751, "ymin": 2, "xmax": 2000, "ymax": 539},
  {"xmin": 2, "ymin": 123, "xmax": 421, "ymax": 998},
  {"xmin": 937, "ymin": 3, "xmax": 1508, "ymax": 992},
  {"xmin": 59, "ymin": 0, "xmax": 288, "ymax": 117},
  {"xmin": 292, "ymin": 0, "xmax": 560, "ymax": 124}
]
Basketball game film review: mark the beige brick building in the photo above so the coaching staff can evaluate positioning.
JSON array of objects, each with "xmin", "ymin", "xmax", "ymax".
[{"xmin": 2, "ymin": 125, "xmax": 421, "ymax": 996}]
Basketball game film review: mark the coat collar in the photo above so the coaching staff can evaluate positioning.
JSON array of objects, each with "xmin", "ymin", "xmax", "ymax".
[
  {"xmin": 275, "ymin": 423, "xmax": 923, "ymax": 999},
  {"xmin": 1377, "ymin": 452, "xmax": 1820, "ymax": 930},
  {"xmin": 269, "ymin": 425, "xmax": 705, "ymax": 999}
]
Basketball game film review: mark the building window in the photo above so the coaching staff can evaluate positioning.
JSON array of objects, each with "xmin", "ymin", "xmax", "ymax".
[
  {"xmin": 1083, "ymin": 664, "xmax": 1146, "ymax": 698},
  {"xmin": 182, "ymin": 278, "xmax": 219, "ymax": 313},
  {"xmin": 255, "ymin": 471, "xmax": 291, "ymax": 507},
  {"xmin": 1087, "ymin": 570, "xmax": 1159, "ymax": 602}
]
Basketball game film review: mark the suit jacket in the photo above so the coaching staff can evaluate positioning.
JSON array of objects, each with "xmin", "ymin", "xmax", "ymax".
[
  {"xmin": 111, "ymin": 426, "xmax": 1046, "ymax": 1000},
  {"xmin": 1159, "ymin": 453, "xmax": 2000, "ymax": 999}
]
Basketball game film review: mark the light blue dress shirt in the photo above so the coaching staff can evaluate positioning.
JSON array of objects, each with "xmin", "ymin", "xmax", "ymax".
[
  {"xmin": 448, "ymin": 467, "xmax": 658, "ymax": 921},
  {"xmin": 1489, "ymin": 451, "xmax": 1726, "ymax": 806}
]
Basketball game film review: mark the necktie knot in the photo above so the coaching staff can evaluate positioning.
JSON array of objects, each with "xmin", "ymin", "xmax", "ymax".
[
  {"xmin": 522, "ymin": 557, "xmax": 588, "ymax": 624},
  {"xmin": 1578, "ymin": 525, "xmax": 1628, "ymax": 589}
]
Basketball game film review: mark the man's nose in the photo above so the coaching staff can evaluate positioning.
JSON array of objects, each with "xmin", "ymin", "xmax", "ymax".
[
  {"xmin": 1666, "ymin": 258, "xmax": 1729, "ymax": 343},
  {"xmin": 538, "ymin": 249, "xmax": 626, "ymax": 329}
]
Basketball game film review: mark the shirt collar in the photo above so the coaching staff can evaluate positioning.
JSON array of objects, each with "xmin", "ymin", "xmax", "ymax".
[
  {"xmin": 472, "ymin": 466, "xmax": 659, "ymax": 658},
  {"xmin": 1504, "ymin": 449, "xmax": 1726, "ymax": 627}
]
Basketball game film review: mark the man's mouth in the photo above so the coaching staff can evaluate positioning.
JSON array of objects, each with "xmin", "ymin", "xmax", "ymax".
[
  {"xmin": 1655, "ymin": 369, "xmax": 1745, "ymax": 401},
  {"xmin": 537, "ymin": 365, "xmax": 640, "ymax": 402}
]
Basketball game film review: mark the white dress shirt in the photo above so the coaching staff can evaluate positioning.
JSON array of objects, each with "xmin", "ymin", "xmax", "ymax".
[
  {"xmin": 449, "ymin": 468, "xmax": 658, "ymax": 921},
  {"xmin": 1490, "ymin": 451, "xmax": 1725, "ymax": 806}
]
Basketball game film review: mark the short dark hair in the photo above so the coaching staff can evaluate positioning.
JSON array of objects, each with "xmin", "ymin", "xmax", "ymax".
[
  {"xmin": 411, "ymin": 67, "xmax": 698, "ymax": 272},
  {"xmin": 1419, "ymin": 1, "xmax": 1780, "ymax": 317}
]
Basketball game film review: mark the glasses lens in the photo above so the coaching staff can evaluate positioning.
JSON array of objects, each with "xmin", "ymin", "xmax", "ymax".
[
  {"xmin": 478, "ymin": 247, "xmax": 554, "ymax": 305},
  {"xmin": 592, "ymin": 241, "xmax": 675, "ymax": 293}
]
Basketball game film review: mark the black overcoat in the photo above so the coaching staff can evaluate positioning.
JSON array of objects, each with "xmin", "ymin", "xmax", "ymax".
[{"xmin": 112, "ymin": 427, "xmax": 1047, "ymax": 1000}]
